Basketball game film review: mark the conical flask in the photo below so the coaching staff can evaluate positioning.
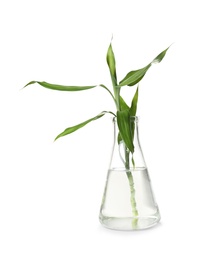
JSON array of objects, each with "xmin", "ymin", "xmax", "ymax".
[{"xmin": 99, "ymin": 116, "xmax": 160, "ymax": 230}]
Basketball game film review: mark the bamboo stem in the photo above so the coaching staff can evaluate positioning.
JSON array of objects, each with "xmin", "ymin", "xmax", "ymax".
[{"xmin": 125, "ymin": 148, "xmax": 138, "ymax": 228}]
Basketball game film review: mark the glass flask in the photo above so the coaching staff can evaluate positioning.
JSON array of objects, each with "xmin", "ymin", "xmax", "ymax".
[{"xmin": 99, "ymin": 116, "xmax": 160, "ymax": 231}]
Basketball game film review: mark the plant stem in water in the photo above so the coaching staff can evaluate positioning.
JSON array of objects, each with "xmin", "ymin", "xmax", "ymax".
[{"xmin": 125, "ymin": 148, "xmax": 138, "ymax": 228}]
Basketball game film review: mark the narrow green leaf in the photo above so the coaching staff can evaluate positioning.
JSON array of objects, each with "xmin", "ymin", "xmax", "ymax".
[
  {"xmin": 152, "ymin": 46, "xmax": 170, "ymax": 64},
  {"xmin": 129, "ymin": 87, "xmax": 139, "ymax": 116},
  {"xmin": 119, "ymin": 46, "xmax": 170, "ymax": 87},
  {"xmin": 119, "ymin": 64, "xmax": 151, "ymax": 87},
  {"xmin": 117, "ymin": 110, "xmax": 134, "ymax": 153},
  {"xmin": 129, "ymin": 86, "xmax": 139, "ymax": 154},
  {"xmin": 55, "ymin": 111, "xmax": 115, "ymax": 141},
  {"xmin": 131, "ymin": 156, "xmax": 135, "ymax": 168},
  {"xmin": 24, "ymin": 81, "xmax": 97, "ymax": 91},
  {"xmin": 117, "ymin": 86, "xmax": 138, "ymax": 152},
  {"xmin": 117, "ymin": 132, "xmax": 122, "ymax": 144},
  {"xmin": 119, "ymin": 96, "xmax": 129, "ymax": 111},
  {"xmin": 106, "ymin": 43, "xmax": 117, "ymax": 86},
  {"xmin": 117, "ymin": 96, "xmax": 127, "ymax": 144},
  {"xmin": 118, "ymin": 92, "xmax": 138, "ymax": 146},
  {"xmin": 24, "ymin": 81, "xmax": 117, "ymax": 106}
]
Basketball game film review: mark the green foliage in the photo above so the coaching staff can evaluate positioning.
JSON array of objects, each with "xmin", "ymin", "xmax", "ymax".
[
  {"xmin": 24, "ymin": 81, "xmax": 97, "ymax": 91},
  {"xmin": 119, "ymin": 46, "xmax": 170, "ymax": 87},
  {"xmin": 117, "ymin": 109, "xmax": 134, "ymax": 153},
  {"xmin": 106, "ymin": 43, "xmax": 117, "ymax": 86},
  {"xmin": 119, "ymin": 96, "xmax": 129, "ymax": 110},
  {"xmin": 117, "ymin": 87, "xmax": 138, "ymax": 152},
  {"xmin": 119, "ymin": 65, "xmax": 151, "ymax": 87},
  {"xmin": 55, "ymin": 111, "xmax": 115, "ymax": 141},
  {"xmin": 130, "ymin": 87, "xmax": 138, "ymax": 116},
  {"xmin": 24, "ymin": 41, "xmax": 170, "ymax": 153}
]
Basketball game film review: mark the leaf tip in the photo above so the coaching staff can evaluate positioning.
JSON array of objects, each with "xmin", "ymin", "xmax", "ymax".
[
  {"xmin": 152, "ymin": 44, "xmax": 172, "ymax": 64},
  {"xmin": 23, "ymin": 81, "xmax": 37, "ymax": 88},
  {"xmin": 111, "ymin": 34, "xmax": 114, "ymax": 43},
  {"xmin": 54, "ymin": 135, "xmax": 60, "ymax": 142}
]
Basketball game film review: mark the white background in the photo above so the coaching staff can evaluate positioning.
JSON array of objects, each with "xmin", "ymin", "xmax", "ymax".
[{"xmin": 0, "ymin": 0, "xmax": 197, "ymax": 259}]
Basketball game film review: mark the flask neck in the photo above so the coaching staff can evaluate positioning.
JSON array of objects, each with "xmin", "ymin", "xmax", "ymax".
[{"xmin": 110, "ymin": 116, "xmax": 146, "ymax": 170}]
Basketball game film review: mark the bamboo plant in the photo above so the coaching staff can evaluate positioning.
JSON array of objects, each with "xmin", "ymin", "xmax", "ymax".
[
  {"xmin": 24, "ymin": 41, "xmax": 169, "ymax": 223},
  {"xmin": 25, "ymin": 42, "xmax": 169, "ymax": 146}
]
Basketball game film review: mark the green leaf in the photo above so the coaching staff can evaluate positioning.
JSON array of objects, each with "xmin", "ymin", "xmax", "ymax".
[
  {"xmin": 118, "ymin": 96, "xmax": 129, "ymax": 144},
  {"xmin": 117, "ymin": 110, "xmax": 134, "ymax": 153},
  {"xmin": 24, "ymin": 81, "xmax": 97, "ymax": 91},
  {"xmin": 55, "ymin": 111, "xmax": 115, "ymax": 141},
  {"xmin": 129, "ymin": 87, "xmax": 139, "ymax": 151},
  {"xmin": 129, "ymin": 87, "xmax": 139, "ymax": 116},
  {"xmin": 119, "ymin": 96, "xmax": 129, "ymax": 111},
  {"xmin": 117, "ymin": 86, "xmax": 138, "ymax": 152},
  {"xmin": 119, "ymin": 64, "xmax": 151, "ymax": 87},
  {"xmin": 117, "ymin": 132, "xmax": 122, "ymax": 144},
  {"xmin": 119, "ymin": 46, "xmax": 170, "ymax": 87},
  {"xmin": 24, "ymin": 82, "xmax": 117, "ymax": 106},
  {"xmin": 118, "ymin": 90, "xmax": 138, "ymax": 146},
  {"xmin": 106, "ymin": 43, "xmax": 117, "ymax": 86},
  {"xmin": 152, "ymin": 46, "xmax": 170, "ymax": 64}
]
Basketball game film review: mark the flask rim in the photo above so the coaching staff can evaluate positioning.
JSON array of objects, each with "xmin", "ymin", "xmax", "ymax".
[{"xmin": 112, "ymin": 115, "xmax": 139, "ymax": 122}]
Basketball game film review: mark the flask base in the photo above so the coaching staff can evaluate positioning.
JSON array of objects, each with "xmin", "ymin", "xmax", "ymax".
[{"xmin": 99, "ymin": 214, "xmax": 161, "ymax": 231}]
